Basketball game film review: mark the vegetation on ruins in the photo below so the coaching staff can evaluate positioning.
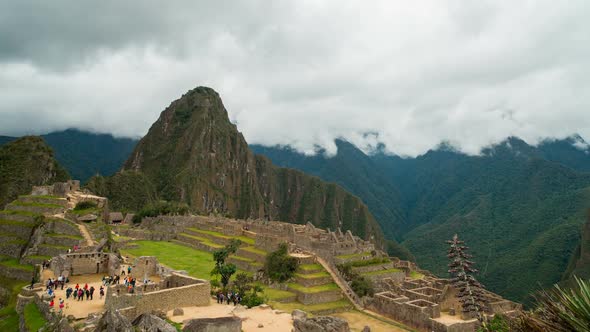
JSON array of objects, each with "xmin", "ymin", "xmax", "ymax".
[
  {"xmin": 337, "ymin": 264, "xmax": 375, "ymax": 297},
  {"xmin": 211, "ymin": 239, "xmax": 242, "ymax": 289},
  {"xmin": 23, "ymin": 302, "xmax": 47, "ymax": 332},
  {"xmin": 232, "ymin": 272, "xmax": 265, "ymax": 308},
  {"xmin": 447, "ymin": 234, "xmax": 487, "ymax": 322},
  {"xmin": 74, "ymin": 200, "xmax": 97, "ymax": 211},
  {"xmin": 132, "ymin": 200, "xmax": 190, "ymax": 224},
  {"xmin": 264, "ymin": 243, "xmax": 298, "ymax": 283}
]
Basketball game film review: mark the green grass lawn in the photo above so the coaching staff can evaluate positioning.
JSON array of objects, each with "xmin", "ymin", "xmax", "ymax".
[
  {"xmin": 0, "ymin": 219, "xmax": 35, "ymax": 227},
  {"xmin": 187, "ymin": 228, "xmax": 255, "ymax": 245},
  {"xmin": 0, "ymin": 256, "xmax": 34, "ymax": 271},
  {"xmin": 23, "ymin": 302, "xmax": 47, "ymax": 331},
  {"xmin": 288, "ymin": 282, "xmax": 340, "ymax": 293},
  {"xmin": 121, "ymin": 240, "xmax": 216, "ymax": 279},
  {"xmin": 295, "ymin": 271, "xmax": 330, "ymax": 279},
  {"xmin": 12, "ymin": 201, "xmax": 63, "ymax": 209},
  {"xmin": 299, "ymin": 264, "xmax": 323, "ymax": 271},
  {"xmin": 45, "ymin": 233, "xmax": 83, "ymax": 240},
  {"xmin": 179, "ymin": 233, "xmax": 224, "ymax": 249},
  {"xmin": 409, "ymin": 271, "xmax": 424, "ymax": 279},
  {"xmin": 241, "ymin": 246, "xmax": 267, "ymax": 255}
]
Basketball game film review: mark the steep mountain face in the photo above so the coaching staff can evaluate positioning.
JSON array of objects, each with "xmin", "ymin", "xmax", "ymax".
[
  {"xmin": 0, "ymin": 136, "xmax": 70, "ymax": 207},
  {"xmin": 99, "ymin": 87, "xmax": 383, "ymax": 242},
  {"xmin": 253, "ymin": 136, "xmax": 590, "ymax": 303},
  {"xmin": 562, "ymin": 213, "xmax": 590, "ymax": 283},
  {"xmin": 0, "ymin": 130, "xmax": 138, "ymax": 183}
]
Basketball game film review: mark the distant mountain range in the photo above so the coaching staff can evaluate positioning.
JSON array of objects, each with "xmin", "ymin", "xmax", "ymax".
[
  {"xmin": 252, "ymin": 136, "xmax": 590, "ymax": 304},
  {"xmin": 0, "ymin": 129, "xmax": 138, "ymax": 183}
]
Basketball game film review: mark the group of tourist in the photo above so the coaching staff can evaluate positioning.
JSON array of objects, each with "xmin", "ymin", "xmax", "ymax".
[
  {"xmin": 64, "ymin": 283, "xmax": 97, "ymax": 301},
  {"xmin": 102, "ymin": 274, "xmax": 121, "ymax": 285},
  {"xmin": 216, "ymin": 291, "xmax": 242, "ymax": 306},
  {"xmin": 45, "ymin": 276, "xmax": 68, "ymax": 292}
]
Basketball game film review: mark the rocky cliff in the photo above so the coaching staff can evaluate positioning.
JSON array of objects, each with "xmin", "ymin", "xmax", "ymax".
[
  {"xmin": 93, "ymin": 87, "xmax": 383, "ymax": 242},
  {"xmin": 0, "ymin": 136, "xmax": 70, "ymax": 207}
]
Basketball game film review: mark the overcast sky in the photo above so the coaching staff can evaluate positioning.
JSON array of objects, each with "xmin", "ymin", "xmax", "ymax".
[{"xmin": 1, "ymin": 1, "xmax": 589, "ymax": 156}]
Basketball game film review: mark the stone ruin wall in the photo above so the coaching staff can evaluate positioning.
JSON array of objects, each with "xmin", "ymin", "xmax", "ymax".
[
  {"xmin": 369, "ymin": 291, "xmax": 442, "ymax": 331},
  {"xmin": 31, "ymin": 180, "xmax": 80, "ymax": 197},
  {"xmin": 50, "ymin": 252, "xmax": 120, "ymax": 278},
  {"xmin": 104, "ymin": 272, "xmax": 210, "ymax": 317}
]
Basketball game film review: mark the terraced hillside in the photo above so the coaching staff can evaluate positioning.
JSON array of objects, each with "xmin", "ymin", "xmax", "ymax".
[
  {"xmin": 118, "ymin": 226, "xmax": 355, "ymax": 315},
  {"xmin": 0, "ymin": 194, "xmax": 84, "ymax": 276}
]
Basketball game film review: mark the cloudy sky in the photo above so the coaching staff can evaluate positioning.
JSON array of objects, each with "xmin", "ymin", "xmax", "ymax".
[{"xmin": 1, "ymin": 1, "xmax": 589, "ymax": 156}]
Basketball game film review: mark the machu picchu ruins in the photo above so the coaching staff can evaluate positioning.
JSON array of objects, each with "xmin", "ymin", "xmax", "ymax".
[{"xmin": 0, "ymin": 179, "xmax": 522, "ymax": 332}]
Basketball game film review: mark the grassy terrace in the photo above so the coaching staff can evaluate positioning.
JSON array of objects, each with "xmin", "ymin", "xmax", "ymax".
[
  {"xmin": 0, "ymin": 219, "xmax": 35, "ymax": 227},
  {"xmin": 186, "ymin": 228, "xmax": 255, "ymax": 245},
  {"xmin": 288, "ymin": 282, "xmax": 340, "ymax": 293},
  {"xmin": 25, "ymin": 255, "xmax": 51, "ymax": 261},
  {"xmin": 241, "ymin": 246, "xmax": 267, "ymax": 255},
  {"xmin": 0, "ymin": 256, "xmax": 34, "ymax": 271},
  {"xmin": 0, "ymin": 210, "xmax": 40, "ymax": 217},
  {"xmin": 363, "ymin": 268, "xmax": 402, "ymax": 276},
  {"xmin": 179, "ymin": 233, "xmax": 224, "ymax": 248},
  {"xmin": 23, "ymin": 302, "xmax": 47, "ymax": 331},
  {"xmin": 335, "ymin": 252, "xmax": 371, "ymax": 260},
  {"xmin": 121, "ymin": 241, "xmax": 298, "ymax": 302},
  {"xmin": 0, "ymin": 276, "xmax": 28, "ymax": 331},
  {"xmin": 409, "ymin": 271, "xmax": 425, "ymax": 279},
  {"xmin": 299, "ymin": 264, "xmax": 323, "ymax": 271},
  {"xmin": 296, "ymin": 271, "xmax": 330, "ymax": 279},
  {"xmin": 45, "ymin": 233, "xmax": 83, "ymax": 240},
  {"xmin": 11, "ymin": 201, "xmax": 63, "ymax": 209},
  {"xmin": 20, "ymin": 195, "xmax": 61, "ymax": 199}
]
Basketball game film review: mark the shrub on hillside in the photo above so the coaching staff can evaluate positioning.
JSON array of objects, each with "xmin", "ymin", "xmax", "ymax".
[
  {"xmin": 232, "ymin": 272, "xmax": 265, "ymax": 308},
  {"xmin": 74, "ymin": 200, "xmax": 97, "ymax": 210},
  {"xmin": 350, "ymin": 275, "xmax": 374, "ymax": 297},
  {"xmin": 132, "ymin": 200, "xmax": 190, "ymax": 224},
  {"xmin": 264, "ymin": 243, "xmax": 298, "ymax": 283}
]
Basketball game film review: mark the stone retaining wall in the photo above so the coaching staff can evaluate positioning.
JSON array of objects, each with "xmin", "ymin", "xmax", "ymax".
[
  {"xmin": 352, "ymin": 262, "xmax": 394, "ymax": 274},
  {"xmin": 291, "ymin": 289, "xmax": 343, "ymax": 305},
  {"xmin": 105, "ymin": 273, "xmax": 210, "ymax": 316},
  {"xmin": 0, "ymin": 243, "xmax": 24, "ymax": 258},
  {"xmin": 295, "ymin": 275, "xmax": 334, "ymax": 287},
  {"xmin": 0, "ymin": 264, "xmax": 33, "ymax": 281}
]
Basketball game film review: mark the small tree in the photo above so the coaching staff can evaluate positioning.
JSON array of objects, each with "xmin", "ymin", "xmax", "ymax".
[
  {"xmin": 447, "ymin": 234, "xmax": 487, "ymax": 322},
  {"xmin": 264, "ymin": 243, "xmax": 298, "ymax": 283},
  {"xmin": 211, "ymin": 239, "xmax": 242, "ymax": 289},
  {"xmin": 232, "ymin": 272, "xmax": 264, "ymax": 308}
]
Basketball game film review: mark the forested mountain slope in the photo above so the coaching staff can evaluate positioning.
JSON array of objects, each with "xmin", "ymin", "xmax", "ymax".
[{"xmin": 252, "ymin": 136, "xmax": 590, "ymax": 303}]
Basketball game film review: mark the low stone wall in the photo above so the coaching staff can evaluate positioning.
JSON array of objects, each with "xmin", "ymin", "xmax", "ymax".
[
  {"xmin": 352, "ymin": 262, "xmax": 394, "ymax": 274},
  {"xmin": 0, "ymin": 223, "xmax": 35, "ymax": 239},
  {"xmin": 176, "ymin": 235, "xmax": 218, "ymax": 252},
  {"xmin": 291, "ymin": 289, "xmax": 343, "ymax": 305},
  {"xmin": 370, "ymin": 292, "xmax": 441, "ymax": 331},
  {"xmin": 295, "ymin": 275, "xmax": 334, "ymax": 287},
  {"xmin": 0, "ymin": 243, "xmax": 24, "ymax": 258},
  {"xmin": 431, "ymin": 319, "xmax": 479, "ymax": 332},
  {"xmin": 236, "ymin": 248, "xmax": 266, "ymax": 261},
  {"xmin": 47, "ymin": 219, "xmax": 81, "ymax": 237},
  {"xmin": 105, "ymin": 273, "xmax": 210, "ymax": 316},
  {"xmin": 0, "ymin": 211, "xmax": 37, "ymax": 223},
  {"xmin": 51, "ymin": 252, "xmax": 120, "ymax": 277},
  {"xmin": 5, "ymin": 203, "xmax": 64, "ymax": 215},
  {"xmin": 0, "ymin": 264, "xmax": 33, "ymax": 281},
  {"xmin": 227, "ymin": 257, "xmax": 261, "ymax": 273}
]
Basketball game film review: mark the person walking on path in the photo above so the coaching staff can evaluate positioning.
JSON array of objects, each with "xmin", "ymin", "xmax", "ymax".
[
  {"xmin": 85, "ymin": 288, "xmax": 90, "ymax": 300},
  {"xmin": 89, "ymin": 286, "xmax": 95, "ymax": 300},
  {"xmin": 58, "ymin": 298, "xmax": 64, "ymax": 313},
  {"xmin": 66, "ymin": 287, "xmax": 73, "ymax": 299},
  {"xmin": 29, "ymin": 276, "xmax": 35, "ymax": 290},
  {"xmin": 78, "ymin": 289, "xmax": 84, "ymax": 301},
  {"xmin": 100, "ymin": 286, "xmax": 105, "ymax": 299},
  {"xmin": 127, "ymin": 266, "xmax": 132, "ymax": 275}
]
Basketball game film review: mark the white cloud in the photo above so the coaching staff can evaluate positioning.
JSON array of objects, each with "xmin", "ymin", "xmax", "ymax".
[{"xmin": 0, "ymin": 1, "xmax": 589, "ymax": 156}]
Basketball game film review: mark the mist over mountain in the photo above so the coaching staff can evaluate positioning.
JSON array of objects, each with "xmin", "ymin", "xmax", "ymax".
[{"xmin": 252, "ymin": 136, "xmax": 590, "ymax": 303}]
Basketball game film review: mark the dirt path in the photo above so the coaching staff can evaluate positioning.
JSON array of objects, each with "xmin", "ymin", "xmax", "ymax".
[{"xmin": 77, "ymin": 222, "xmax": 95, "ymax": 247}]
